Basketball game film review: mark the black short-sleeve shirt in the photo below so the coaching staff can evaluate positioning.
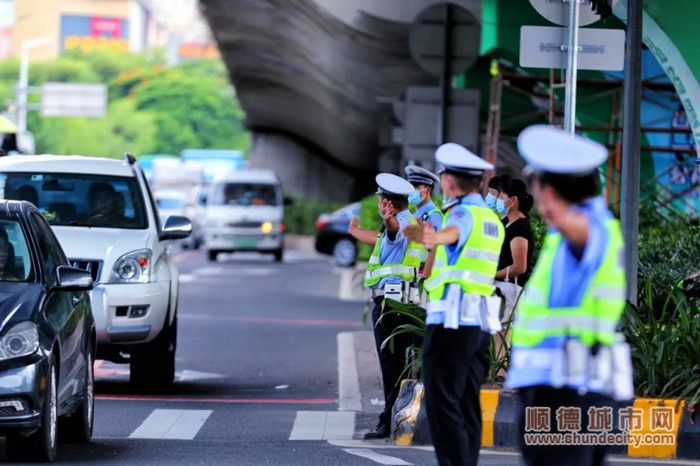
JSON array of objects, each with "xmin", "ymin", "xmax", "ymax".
[{"xmin": 497, "ymin": 217, "xmax": 534, "ymax": 286}]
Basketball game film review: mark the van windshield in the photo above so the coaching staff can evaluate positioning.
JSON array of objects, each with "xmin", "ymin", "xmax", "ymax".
[
  {"xmin": 0, "ymin": 173, "xmax": 148, "ymax": 229},
  {"xmin": 211, "ymin": 183, "xmax": 279, "ymax": 207}
]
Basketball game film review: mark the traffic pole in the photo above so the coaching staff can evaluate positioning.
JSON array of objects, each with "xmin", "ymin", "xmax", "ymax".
[
  {"xmin": 621, "ymin": 0, "xmax": 643, "ymax": 304},
  {"xmin": 563, "ymin": 0, "xmax": 581, "ymax": 134}
]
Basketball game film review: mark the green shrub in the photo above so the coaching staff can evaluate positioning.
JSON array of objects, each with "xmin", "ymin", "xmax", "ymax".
[
  {"xmin": 637, "ymin": 209, "xmax": 700, "ymax": 306},
  {"xmin": 283, "ymin": 196, "xmax": 343, "ymax": 236},
  {"xmin": 621, "ymin": 283, "xmax": 700, "ymax": 404}
]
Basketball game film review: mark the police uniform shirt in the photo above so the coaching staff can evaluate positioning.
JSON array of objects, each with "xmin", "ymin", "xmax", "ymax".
[
  {"xmin": 426, "ymin": 193, "xmax": 488, "ymax": 327},
  {"xmin": 414, "ymin": 201, "xmax": 443, "ymax": 231},
  {"xmin": 506, "ymin": 195, "xmax": 614, "ymax": 391},
  {"xmin": 373, "ymin": 209, "xmax": 415, "ymax": 290}
]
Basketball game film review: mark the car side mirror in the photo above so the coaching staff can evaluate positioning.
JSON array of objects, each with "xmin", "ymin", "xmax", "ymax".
[
  {"xmin": 54, "ymin": 266, "xmax": 93, "ymax": 291},
  {"xmin": 283, "ymin": 197, "xmax": 294, "ymax": 206},
  {"xmin": 161, "ymin": 215, "xmax": 192, "ymax": 241}
]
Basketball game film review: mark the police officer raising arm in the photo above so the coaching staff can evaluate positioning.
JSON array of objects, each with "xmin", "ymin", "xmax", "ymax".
[
  {"xmin": 405, "ymin": 165, "xmax": 443, "ymax": 276},
  {"xmin": 404, "ymin": 144, "xmax": 505, "ymax": 466},
  {"xmin": 363, "ymin": 174, "xmax": 424, "ymax": 439},
  {"xmin": 507, "ymin": 126, "xmax": 633, "ymax": 466}
]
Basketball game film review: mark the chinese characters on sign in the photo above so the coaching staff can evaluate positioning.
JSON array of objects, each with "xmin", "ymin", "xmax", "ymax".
[{"xmin": 523, "ymin": 405, "xmax": 676, "ymax": 447}]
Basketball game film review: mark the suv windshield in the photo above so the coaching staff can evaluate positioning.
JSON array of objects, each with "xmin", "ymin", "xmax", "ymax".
[
  {"xmin": 0, "ymin": 218, "xmax": 33, "ymax": 282},
  {"xmin": 211, "ymin": 183, "xmax": 279, "ymax": 206},
  {"xmin": 1, "ymin": 173, "xmax": 148, "ymax": 229}
]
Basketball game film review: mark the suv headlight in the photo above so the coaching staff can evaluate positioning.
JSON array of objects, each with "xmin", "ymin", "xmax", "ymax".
[
  {"xmin": 0, "ymin": 321, "xmax": 39, "ymax": 361},
  {"xmin": 110, "ymin": 249, "xmax": 153, "ymax": 284}
]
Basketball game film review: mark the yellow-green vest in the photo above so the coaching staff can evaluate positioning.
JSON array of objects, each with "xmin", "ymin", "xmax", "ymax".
[
  {"xmin": 364, "ymin": 216, "xmax": 423, "ymax": 288},
  {"xmin": 511, "ymin": 219, "xmax": 626, "ymax": 348},
  {"xmin": 424, "ymin": 205, "xmax": 505, "ymax": 300},
  {"xmin": 416, "ymin": 208, "xmax": 444, "ymax": 264}
]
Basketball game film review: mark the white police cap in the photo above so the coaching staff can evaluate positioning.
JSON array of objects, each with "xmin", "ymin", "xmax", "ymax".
[
  {"xmin": 435, "ymin": 143, "xmax": 493, "ymax": 176},
  {"xmin": 405, "ymin": 165, "xmax": 440, "ymax": 187},
  {"xmin": 375, "ymin": 173, "xmax": 415, "ymax": 197},
  {"xmin": 517, "ymin": 125, "xmax": 608, "ymax": 174}
]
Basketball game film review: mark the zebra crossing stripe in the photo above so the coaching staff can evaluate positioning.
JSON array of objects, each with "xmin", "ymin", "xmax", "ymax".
[{"xmin": 129, "ymin": 409, "xmax": 212, "ymax": 440}]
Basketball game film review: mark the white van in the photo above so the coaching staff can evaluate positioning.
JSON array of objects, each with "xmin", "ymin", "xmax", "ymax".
[{"xmin": 204, "ymin": 170, "xmax": 286, "ymax": 262}]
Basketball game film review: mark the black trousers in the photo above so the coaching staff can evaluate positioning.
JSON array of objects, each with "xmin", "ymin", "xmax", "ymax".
[
  {"xmin": 371, "ymin": 297, "xmax": 419, "ymax": 426},
  {"xmin": 423, "ymin": 324, "xmax": 491, "ymax": 466},
  {"xmin": 518, "ymin": 386, "xmax": 611, "ymax": 466}
]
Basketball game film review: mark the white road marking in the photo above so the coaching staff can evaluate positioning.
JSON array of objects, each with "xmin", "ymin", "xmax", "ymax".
[
  {"xmin": 342, "ymin": 449, "xmax": 411, "ymax": 465},
  {"xmin": 328, "ymin": 440, "xmax": 433, "ymax": 452},
  {"xmin": 289, "ymin": 411, "xmax": 326, "ymax": 440},
  {"xmin": 179, "ymin": 274, "xmax": 196, "ymax": 283},
  {"xmin": 178, "ymin": 370, "xmax": 227, "ymax": 382},
  {"xmin": 337, "ymin": 332, "xmax": 362, "ymax": 411},
  {"xmin": 289, "ymin": 411, "xmax": 355, "ymax": 441},
  {"xmin": 129, "ymin": 409, "xmax": 212, "ymax": 440}
]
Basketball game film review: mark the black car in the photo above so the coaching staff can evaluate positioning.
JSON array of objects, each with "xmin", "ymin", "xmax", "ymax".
[
  {"xmin": 315, "ymin": 202, "xmax": 360, "ymax": 267},
  {"xmin": 0, "ymin": 201, "xmax": 95, "ymax": 462}
]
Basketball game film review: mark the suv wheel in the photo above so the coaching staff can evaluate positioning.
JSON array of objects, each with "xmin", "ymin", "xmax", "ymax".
[
  {"xmin": 273, "ymin": 248, "xmax": 284, "ymax": 263},
  {"xmin": 7, "ymin": 355, "xmax": 58, "ymax": 462},
  {"xmin": 60, "ymin": 350, "xmax": 94, "ymax": 443},
  {"xmin": 333, "ymin": 239, "xmax": 357, "ymax": 267},
  {"xmin": 208, "ymin": 250, "xmax": 219, "ymax": 262},
  {"xmin": 130, "ymin": 316, "xmax": 177, "ymax": 391}
]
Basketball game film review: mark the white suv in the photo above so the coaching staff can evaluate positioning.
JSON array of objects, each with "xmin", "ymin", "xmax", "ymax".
[{"xmin": 0, "ymin": 153, "xmax": 191, "ymax": 389}]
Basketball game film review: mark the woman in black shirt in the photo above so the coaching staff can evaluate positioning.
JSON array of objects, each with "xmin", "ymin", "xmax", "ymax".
[{"xmin": 493, "ymin": 178, "xmax": 534, "ymax": 379}]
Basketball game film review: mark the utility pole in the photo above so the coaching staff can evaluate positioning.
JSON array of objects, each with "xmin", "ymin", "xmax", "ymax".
[
  {"xmin": 17, "ymin": 37, "xmax": 53, "ymax": 134},
  {"xmin": 620, "ymin": 0, "xmax": 643, "ymax": 304},
  {"xmin": 564, "ymin": 0, "xmax": 581, "ymax": 134}
]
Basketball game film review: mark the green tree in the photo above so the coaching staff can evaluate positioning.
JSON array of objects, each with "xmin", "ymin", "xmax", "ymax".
[
  {"xmin": 132, "ymin": 65, "xmax": 249, "ymax": 154},
  {"xmin": 32, "ymin": 99, "xmax": 156, "ymax": 157}
]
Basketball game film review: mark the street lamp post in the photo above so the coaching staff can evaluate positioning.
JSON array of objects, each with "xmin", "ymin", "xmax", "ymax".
[{"xmin": 17, "ymin": 36, "xmax": 53, "ymax": 134}]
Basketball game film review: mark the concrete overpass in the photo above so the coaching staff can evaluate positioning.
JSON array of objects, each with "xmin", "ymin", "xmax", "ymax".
[
  {"xmin": 201, "ymin": 0, "xmax": 700, "ymax": 203},
  {"xmin": 199, "ymin": 0, "xmax": 475, "ymax": 201}
]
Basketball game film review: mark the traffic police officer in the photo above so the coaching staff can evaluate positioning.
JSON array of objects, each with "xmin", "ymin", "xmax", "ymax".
[
  {"xmin": 405, "ymin": 165, "xmax": 443, "ymax": 227},
  {"xmin": 405, "ymin": 165, "xmax": 443, "ymax": 274},
  {"xmin": 364, "ymin": 173, "xmax": 424, "ymax": 439},
  {"xmin": 507, "ymin": 125, "xmax": 633, "ymax": 466},
  {"xmin": 405, "ymin": 143, "xmax": 505, "ymax": 465}
]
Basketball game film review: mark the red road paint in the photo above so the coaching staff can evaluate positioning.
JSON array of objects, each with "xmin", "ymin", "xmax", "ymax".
[
  {"xmin": 94, "ymin": 360, "xmax": 126, "ymax": 377},
  {"xmin": 95, "ymin": 395, "xmax": 336, "ymax": 404},
  {"xmin": 232, "ymin": 316, "xmax": 363, "ymax": 328},
  {"xmin": 173, "ymin": 248, "xmax": 202, "ymax": 263}
]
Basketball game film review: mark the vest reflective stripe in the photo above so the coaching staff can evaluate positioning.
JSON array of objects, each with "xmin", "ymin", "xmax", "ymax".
[
  {"xmin": 592, "ymin": 285, "xmax": 626, "ymax": 300},
  {"xmin": 511, "ymin": 218, "xmax": 626, "ymax": 348},
  {"xmin": 364, "ymin": 215, "xmax": 423, "ymax": 287},
  {"xmin": 461, "ymin": 248, "xmax": 500, "ymax": 263},
  {"xmin": 425, "ymin": 205, "xmax": 505, "ymax": 300},
  {"xmin": 406, "ymin": 249, "xmax": 424, "ymax": 260},
  {"xmin": 365, "ymin": 265, "xmax": 418, "ymax": 281},
  {"xmin": 520, "ymin": 314, "xmax": 618, "ymax": 335},
  {"xmin": 427, "ymin": 269, "xmax": 494, "ymax": 289}
]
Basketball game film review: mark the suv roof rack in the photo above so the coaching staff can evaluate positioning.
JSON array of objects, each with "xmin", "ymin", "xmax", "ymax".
[{"xmin": 125, "ymin": 153, "xmax": 137, "ymax": 165}]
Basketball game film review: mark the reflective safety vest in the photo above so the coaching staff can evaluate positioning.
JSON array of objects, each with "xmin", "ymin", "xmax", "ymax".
[
  {"xmin": 511, "ymin": 219, "xmax": 626, "ymax": 349},
  {"xmin": 417, "ymin": 208, "xmax": 444, "ymax": 263},
  {"xmin": 424, "ymin": 205, "xmax": 504, "ymax": 304},
  {"xmin": 364, "ymin": 216, "xmax": 423, "ymax": 288}
]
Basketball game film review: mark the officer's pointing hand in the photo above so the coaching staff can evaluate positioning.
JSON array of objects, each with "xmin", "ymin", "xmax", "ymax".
[
  {"xmin": 422, "ymin": 221, "xmax": 436, "ymax": 249},
  {"xmin": 402, "ymin": 219, "xmax": 425, "ymax": 243},
  {"xmin": 379, "ymin": 199, "xmax": 395, "ymax": 220},
  {"xmin": 349, "ymin": 216, "xmax": 359, "ymax": 233}
]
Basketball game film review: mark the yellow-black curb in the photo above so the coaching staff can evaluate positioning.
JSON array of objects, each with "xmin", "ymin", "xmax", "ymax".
[{"xmin": 390, "ymin": 384, "xmax": 700, "ymax": 460}]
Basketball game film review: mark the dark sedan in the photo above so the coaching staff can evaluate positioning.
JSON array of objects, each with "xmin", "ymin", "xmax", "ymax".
[
  {"xmin": 0, "ymin": 200, "xmax": 95, "ymax": 462},
  {"xmin": 315, "ymin": 203, "xmax": 360, "ymax": 267}
]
